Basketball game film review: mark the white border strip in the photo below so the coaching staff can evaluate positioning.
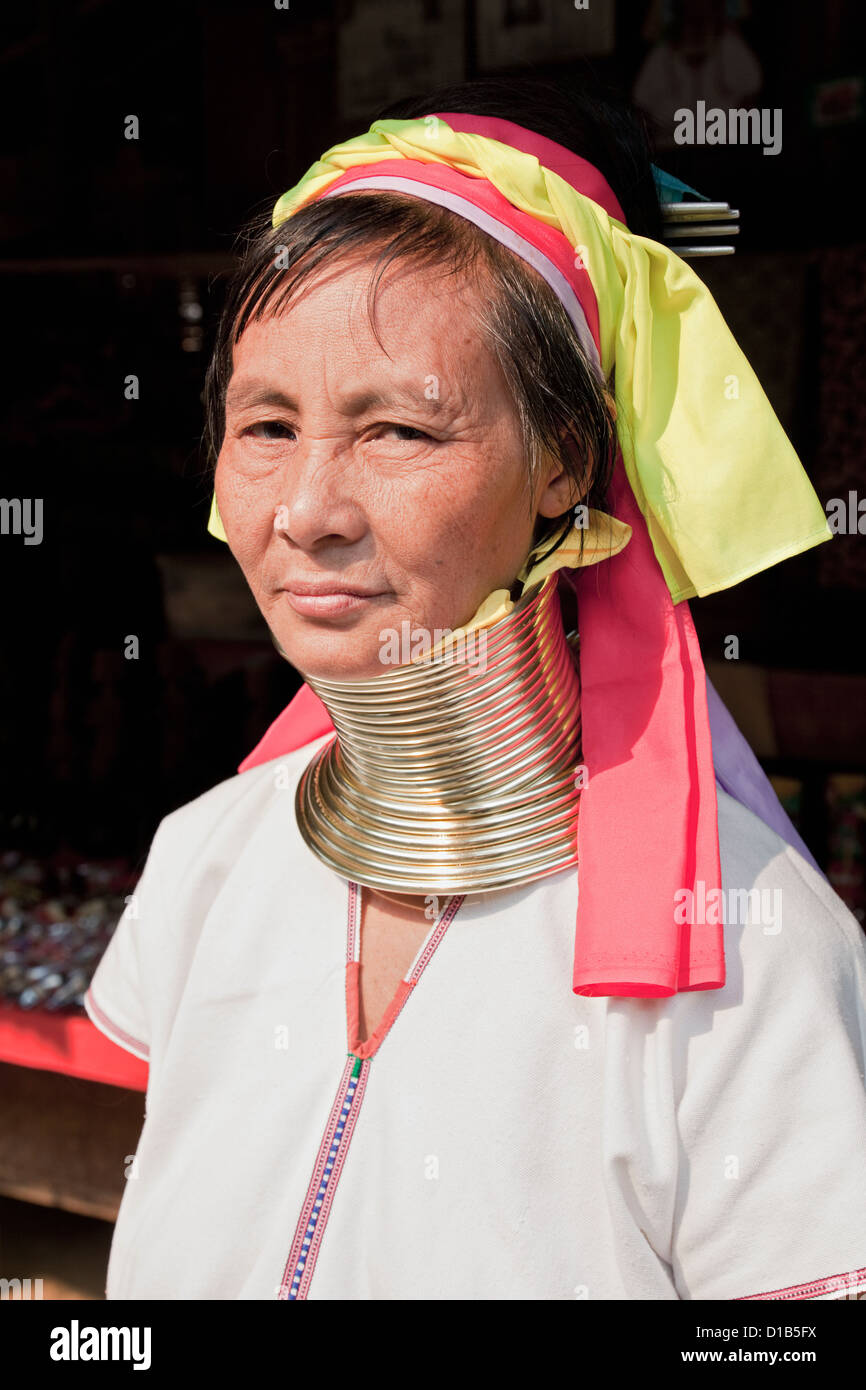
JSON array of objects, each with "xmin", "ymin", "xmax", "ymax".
[
  {"xmin": 322, "ymin": 175, "xmax": 603, "ymax": 377},
  {"xmin": 84, "ymin": 987, "xmax": 150, "ymax": 1062}
]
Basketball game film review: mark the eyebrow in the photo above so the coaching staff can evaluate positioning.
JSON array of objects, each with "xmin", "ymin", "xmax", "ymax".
[
  {"xmin": 224, "ymin": 378, "xmax": 450, "ymax": 417},
  {"xmin": 225, "ymin": 381, "xmax": 297, "ymax": 413}
]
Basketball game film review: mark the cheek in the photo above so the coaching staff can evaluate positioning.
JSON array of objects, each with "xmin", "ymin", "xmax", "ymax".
[
  {"xmin": 214, "ymin": 453, "xmax": 280, "ymax": 576},
  {"xmin": 375, "ymin": 461, "xmax": 483, "ymax": 569},
  {"xmin": 215, "ymin": 444, "xmax": 279, "ymax": 510},
  {"xmin": 415, "ymin": 441, "xmax": 528, "ymax": 548},
  {"xmin": 382, "ymin": 454, "xmax": 531, "ymax": 605}
]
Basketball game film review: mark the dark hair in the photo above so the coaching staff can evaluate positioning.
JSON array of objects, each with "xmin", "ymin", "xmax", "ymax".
[
  {"xmin": 376, "ymin": 73, "xmax": 662, "ymax": 241},
  {"xmin": 203, "ymin": 75, "xmax": 660, "ymax": 561}
]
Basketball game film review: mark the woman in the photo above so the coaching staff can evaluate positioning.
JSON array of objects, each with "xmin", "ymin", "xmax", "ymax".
[{"xmin": 85, "ymin": 78, "xmax": 866, "ymax": 1301}]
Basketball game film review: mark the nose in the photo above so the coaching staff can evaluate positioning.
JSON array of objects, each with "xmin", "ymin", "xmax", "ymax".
[{"xmin": 272, "ymin": 435, "xmax": 366, "ymax": 552}]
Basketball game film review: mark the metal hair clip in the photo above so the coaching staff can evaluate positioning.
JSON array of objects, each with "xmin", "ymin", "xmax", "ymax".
[
  {"xmin": 652, "ymin": 165, "xmax": 739, "ymax": 258},
  {"xmin": 661, "ymin": 201, "xmax": 740, "ymax": 258}
]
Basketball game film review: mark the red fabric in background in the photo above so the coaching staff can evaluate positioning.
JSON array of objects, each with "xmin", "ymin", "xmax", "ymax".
[{"xmin": 0, "ymin": 1000, "xmax": 147, "ymax": 1090}]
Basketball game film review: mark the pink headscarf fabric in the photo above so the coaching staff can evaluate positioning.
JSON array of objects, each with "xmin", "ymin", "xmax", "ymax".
[{"xmin": 237, "ymin": 114, "xmax": 815, "ymax": 997}]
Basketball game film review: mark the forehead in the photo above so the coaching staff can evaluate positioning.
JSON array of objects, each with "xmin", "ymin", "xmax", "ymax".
[{"xmin": 231, "ymin": 254, "xmax": 492, "ymax": 376}]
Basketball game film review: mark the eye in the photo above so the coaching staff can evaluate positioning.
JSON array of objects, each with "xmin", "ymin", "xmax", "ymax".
[
  {"xmin": 383, "ymin": 424, "xmax": 431, "ymax": 442},
  {"xmin": 244, "ymin": 420, "xmax": 295, "ymax": 441}
]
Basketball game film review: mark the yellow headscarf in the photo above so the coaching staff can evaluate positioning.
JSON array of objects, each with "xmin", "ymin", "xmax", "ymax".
[{"xmin": 208, "ymin": 117, "xmax": 830, "ymax": 616}]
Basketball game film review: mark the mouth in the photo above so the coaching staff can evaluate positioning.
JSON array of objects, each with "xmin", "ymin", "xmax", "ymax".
[{"xmin": 280, "ymin": 582, "xmax": 391, "ymax": 618}]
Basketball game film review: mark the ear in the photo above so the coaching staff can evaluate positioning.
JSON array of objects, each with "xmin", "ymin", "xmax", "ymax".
[{"xmin": 534, "ymin": 432, "xmax": 587, "ymax": 520}]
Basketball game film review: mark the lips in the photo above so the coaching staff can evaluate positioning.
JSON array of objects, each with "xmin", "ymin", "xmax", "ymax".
[
  {"xmin": 281, "ymin": 580, "xmax": 384, "ymax": 598},
  {"xmin": 280, "ymin": 580, "xmax": 390, "ymax": 619}
]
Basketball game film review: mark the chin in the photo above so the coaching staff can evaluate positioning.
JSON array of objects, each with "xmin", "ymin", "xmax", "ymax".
[{"xmin": 277, "ymin": 628, "xmax": 394, "ymax": 684}]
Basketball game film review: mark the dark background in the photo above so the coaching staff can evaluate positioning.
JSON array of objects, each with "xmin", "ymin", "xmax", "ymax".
[{"xmin": 1, "ymin": 0, "xmax": 864, "ymax": 869}]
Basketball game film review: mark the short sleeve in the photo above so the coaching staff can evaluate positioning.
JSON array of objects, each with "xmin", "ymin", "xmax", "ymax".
[
  {"xmin": 84, "ymin": 827, "xmax": 166, "ymax": 1062},
  {"xmin": 669, "ymin": 795, "xmax": 866, "ymax": 1300}
]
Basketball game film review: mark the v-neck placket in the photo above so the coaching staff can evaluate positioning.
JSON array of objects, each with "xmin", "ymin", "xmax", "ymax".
[
  {"xmin": 278, "ymin": 881, "xmax": 463, "ymax": 1300},
  {"xmin": 346, "ymin": 881, "xmax": 463, "ymax": 1059}
]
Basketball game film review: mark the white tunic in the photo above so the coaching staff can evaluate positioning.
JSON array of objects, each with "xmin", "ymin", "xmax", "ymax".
[{"xmin": 85, "ymin": 734, "xmax": 866, "ymax": 1300}]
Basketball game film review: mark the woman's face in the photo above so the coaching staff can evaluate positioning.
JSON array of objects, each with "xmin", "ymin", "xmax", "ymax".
[{"xmin": 215, "ymin": 254, "xmax": 575, "ymax": 680}]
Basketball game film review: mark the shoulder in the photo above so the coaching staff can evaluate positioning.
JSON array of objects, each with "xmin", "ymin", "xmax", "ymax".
[
  {"xmin": 651, "ymin": 787, "xmax": 866, "ymax": 1117},
  {"xmin": 146, "ymin": 735, "xmax": 333, "ymax": 876},
  {"xmin": 609, "ymin": 786, "xmax": 866, "ymax": 1083},
  {"xmin": 84, "ymin": 735, "xmax": 334, "ymax": 1061},
  {"xmin": 713, "ymin": 785, "xmax": 866, "ymax": 991}
]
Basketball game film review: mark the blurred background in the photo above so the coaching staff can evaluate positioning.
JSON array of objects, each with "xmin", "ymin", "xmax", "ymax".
[{"xmin": 0, "ymin": 0, "xmax": 864, "ymax": 1299}]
